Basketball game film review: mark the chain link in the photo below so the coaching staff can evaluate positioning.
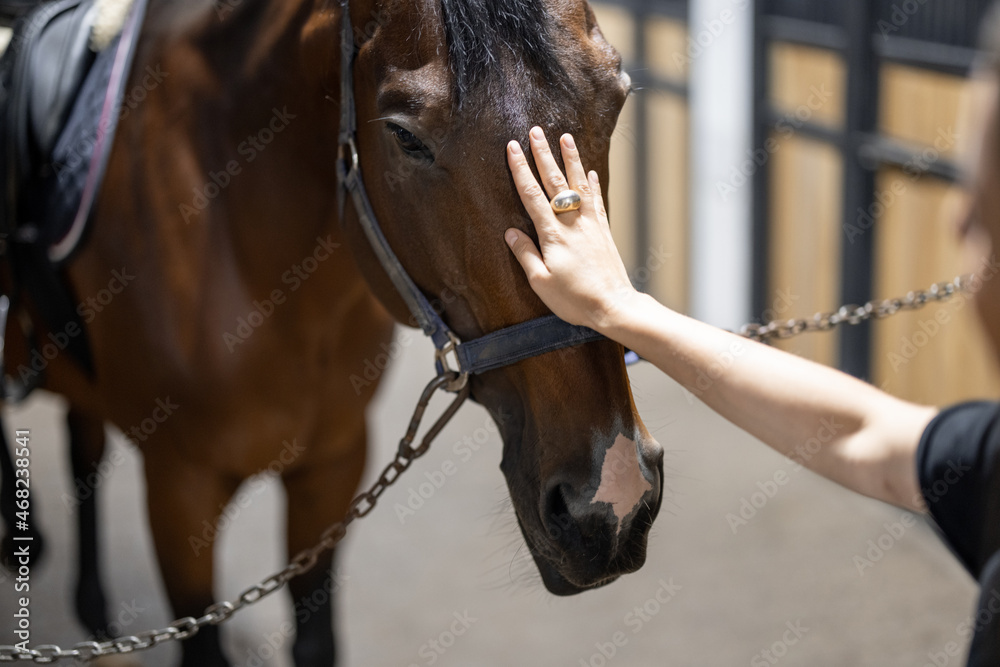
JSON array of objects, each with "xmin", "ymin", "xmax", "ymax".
[
  {"xmin": 0, "ymin": 373, "xmax": 470, "ymax": 663},
  {"xmin": 737, "ymin": 275, "xmax": 974, "ymax": 343},
  {"xmin": 0, "ymin": 275, "xmax": 973, "ymax": 662}
]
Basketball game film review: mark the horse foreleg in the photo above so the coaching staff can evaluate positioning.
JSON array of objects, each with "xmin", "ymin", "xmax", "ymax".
[
  {"xmin": 67, "ymin": 408, "xmax": 112, "ymax": 639},
  {"xmin": 283, "ymin": 437, "xmax": 367, "ymax": 667},
  {"xmin": 144, "ymin": 450, "xmax": 239, "ymax": 667},
  {"xmin": 0, "ymin": 416, "xmax": 45, "ymax": 570}
]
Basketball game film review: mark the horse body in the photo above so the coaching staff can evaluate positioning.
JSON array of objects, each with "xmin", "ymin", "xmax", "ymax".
[
  {"xmin": 26, "ymin": 1, "xmax": 391, "ymax": 661},
  {"xmin": 3, "ymin": 0, "xmax": 663, "ymax": 663}
]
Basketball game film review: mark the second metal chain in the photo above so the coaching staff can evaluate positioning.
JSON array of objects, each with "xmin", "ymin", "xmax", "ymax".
[{"xmin": 738, "ymin": 275, "xmax": 975, "ymax": 343}]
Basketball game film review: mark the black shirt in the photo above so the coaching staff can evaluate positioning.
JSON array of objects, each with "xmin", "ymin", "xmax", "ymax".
[{"xmin": 918, "ymin": 402, "xmax": 1000, "ymax": 666}]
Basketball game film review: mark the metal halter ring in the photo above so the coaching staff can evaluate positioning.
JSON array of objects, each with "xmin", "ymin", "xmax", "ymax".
[
  {"xmin": 551, "ymin": 189, "xmax": 582, "ymax": 214},
  {"xmin": 434, "ymin": 332, "xmax": 470, "ymax": 392}
]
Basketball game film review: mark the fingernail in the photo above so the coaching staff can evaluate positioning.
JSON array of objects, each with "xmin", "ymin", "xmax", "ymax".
[
  {"xmin": 563, "ymin": 134, "xmax": 576, "ymax": 150},
  {"xmin": 509, "ymin": 141, "xmax": 522, "ymax": 155},
  {"xmin": 530, "ymin": 127, "xmax": 544, "ymax": 140},
  {"xmin": 505, "ymin": 230, "xmax": 518, "ymax": 247},
  {"xmin": 589, "ymin": 170, "xmax": 600, "ymax": 184}
]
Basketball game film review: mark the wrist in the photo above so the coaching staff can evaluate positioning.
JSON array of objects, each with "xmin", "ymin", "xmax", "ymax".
[{"xmin": 591, "ymin": 287, "xmax": 650, "ymax": 336}]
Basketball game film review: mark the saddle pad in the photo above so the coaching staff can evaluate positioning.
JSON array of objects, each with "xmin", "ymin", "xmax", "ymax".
[{"xmin": 38, "ymin": 0, "xmax": 145, "ymax": 263}]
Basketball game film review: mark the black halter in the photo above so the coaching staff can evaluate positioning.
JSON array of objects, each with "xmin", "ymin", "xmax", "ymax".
[{"xmin": 336, "ymin": 1, "xmax": 609, "ymax": 390}]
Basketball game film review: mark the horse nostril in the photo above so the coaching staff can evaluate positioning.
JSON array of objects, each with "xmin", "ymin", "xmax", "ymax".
[
  {"xmin": 640, "ymin": 438, "xmax": 664, "ymax": 471},
  {"xmin": 542, "ymin": 482, "xmax": 572, "ymax": 540}
]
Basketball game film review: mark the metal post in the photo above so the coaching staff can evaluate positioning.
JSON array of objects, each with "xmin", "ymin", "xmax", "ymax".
[
  {"xmin": 751, "ymin": 0, "xmax": 771, "ymax": 321},
  {"xmin": 838, "ymin": 0, "xmax": 879, "ymax": 379},
  {"xmin": 632, "ymin": 6, "xmax": 651, "ymax": 292}
]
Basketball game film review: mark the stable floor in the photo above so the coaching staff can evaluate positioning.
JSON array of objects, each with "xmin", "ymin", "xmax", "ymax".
[{"xmin": 0, "ymin": 333, "xmax": 978, "ymax": 666}]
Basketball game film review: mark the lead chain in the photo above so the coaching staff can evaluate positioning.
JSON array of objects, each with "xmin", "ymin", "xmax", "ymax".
[
  {"xmin": 738, "ymin": 275, "xmax": 974, "ymax": 343},
  {"xmin": 0, "ymin": 275, "xmax": 974, "ymax": 662},
  {"xmin": 0, "ymin": 374, "xmax": 470, "ymax": 663}
]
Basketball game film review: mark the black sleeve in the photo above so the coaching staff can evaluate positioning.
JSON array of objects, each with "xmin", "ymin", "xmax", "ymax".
[
  {"xmin": 917, "ymin": 401, "xmax": 1000, "ymax": 579},
  {"xmin": 967, "ymin": 551, "xmax": 1000, "ymax": 667}
]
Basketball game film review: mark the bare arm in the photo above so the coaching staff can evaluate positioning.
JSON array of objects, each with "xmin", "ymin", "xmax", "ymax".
[{"xmin": 504, "ymin": 127, "xmax": 937, "ymax": 512}]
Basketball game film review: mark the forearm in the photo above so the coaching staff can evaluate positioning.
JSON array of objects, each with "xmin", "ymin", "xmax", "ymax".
[{"xmin": 604, "ymin": 293, "xmax": 937, "ymax": 510}]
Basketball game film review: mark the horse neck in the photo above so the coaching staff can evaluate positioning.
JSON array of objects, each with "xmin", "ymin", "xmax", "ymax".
[
  {"xmin": 184, "ymin": 0, "xmax": 380, "ymax": 94},
  {"xmin": 110, "ymin": 0, "xmax": 372, "ymax": 314},
  {"xmin": 164, "ymin": 1, "xmax": 353, "ymax": 247},
  {"xmin": 188, "ymin": 0, "xmax": 325, "ymax": 85}
]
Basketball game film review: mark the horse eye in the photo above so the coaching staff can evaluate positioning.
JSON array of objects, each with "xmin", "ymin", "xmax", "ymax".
[{"xmin": 387, "ymin": 122, "xmax": 433, "ymax": 161}]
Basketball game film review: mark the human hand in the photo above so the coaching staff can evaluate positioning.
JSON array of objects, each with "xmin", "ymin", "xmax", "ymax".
[{"xmin": 505, "ymin": 126, "xmax": 640, "ymax": 332}]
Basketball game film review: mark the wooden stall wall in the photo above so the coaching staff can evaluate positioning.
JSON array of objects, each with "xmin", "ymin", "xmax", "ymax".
[
  {"xmin": 872, "ymin": 69, "xmax": 1000, "ymax": 403},
  {"xmin": 758, "ymin": 6, "xmax": 1000, "ymax": 406},
  {"xmin": 766, "ymin": 44, "xmax": 845, "ymax": 367}
]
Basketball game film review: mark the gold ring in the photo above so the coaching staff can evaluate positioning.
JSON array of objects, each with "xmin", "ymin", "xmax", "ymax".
[{"xmin": 551, "ymin": 189, "xmax": 582, "ymax": 214}]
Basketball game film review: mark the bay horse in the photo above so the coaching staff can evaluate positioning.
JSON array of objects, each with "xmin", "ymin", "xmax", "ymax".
[{"xmin": 0, "ymin": 0, "xmax": 663, "ymax": 663}]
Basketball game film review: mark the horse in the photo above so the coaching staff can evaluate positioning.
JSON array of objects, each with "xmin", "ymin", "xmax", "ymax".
[{"xmin": 0, "ymin": 0, "xmax": 664, "ymax": 663}]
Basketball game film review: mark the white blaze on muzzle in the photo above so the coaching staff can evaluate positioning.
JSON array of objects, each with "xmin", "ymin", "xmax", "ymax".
[{"xmin": 591, "ymin": 433, "xmax": 653, "ymax": 534}]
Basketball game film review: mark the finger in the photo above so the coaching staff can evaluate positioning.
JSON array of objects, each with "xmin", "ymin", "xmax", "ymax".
[
  {"xmin": 528, "ymin": 126, "xmax": 570, "ymax": 199},
  {"xmin": 505, "ymin": 229, "xmax": 550, "ymax": 284},
  {"xmin": 560, "ymin": 134, "xmax": 595, "ymax": 216},
  {"xmin": 559, "ymin": 134, "xmax": 589, "ymax": 191},
  {"xmin": 590, "ymin": 171, "xmax": 611, "ymax": 228},
  {"xmin": 508, "ymin": 141, "xmax": 560, "ymax": 232}
]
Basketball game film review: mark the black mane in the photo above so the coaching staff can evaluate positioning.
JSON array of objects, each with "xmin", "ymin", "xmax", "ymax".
[{"xmin": 439, "ymin": 0, "xmax": 570, "ymax": 103}]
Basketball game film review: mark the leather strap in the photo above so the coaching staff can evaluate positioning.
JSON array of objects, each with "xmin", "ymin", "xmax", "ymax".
[{"xmin": 455, "ymin": 314, "xmax": 607, "ymax": 375}]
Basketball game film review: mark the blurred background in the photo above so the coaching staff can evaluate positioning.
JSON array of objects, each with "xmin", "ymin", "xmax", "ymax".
[
  {"xmin": 598, "ymin": 0, "xmax": 999, "ymax": 403},
  {"xmin": 2, "ymin": 0, "xmax": 999, "ymax": 665}
]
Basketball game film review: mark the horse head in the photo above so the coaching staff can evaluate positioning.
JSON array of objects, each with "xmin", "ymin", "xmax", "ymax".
[{"xmin": 341, "ymin": 0, "xmax": 663, "ymax": 595}]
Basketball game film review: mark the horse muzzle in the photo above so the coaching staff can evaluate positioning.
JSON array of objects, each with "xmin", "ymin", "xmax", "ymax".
[{"xmin": 529, "ymin": 432, "xmax": 664, "ymax": 595}]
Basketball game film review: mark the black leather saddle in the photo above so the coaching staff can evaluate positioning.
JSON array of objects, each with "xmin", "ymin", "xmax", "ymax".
[
  {"xmin": 0, "ymin": 0, "xmax": 146, "ymax": 398},
  {"xmin": 1, "ymin": 0, "xmax": 97, "ymax": 242}
]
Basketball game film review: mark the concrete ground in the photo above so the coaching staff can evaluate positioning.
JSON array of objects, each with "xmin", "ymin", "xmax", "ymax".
[{"xmin": 0, "ymin": 331, "xmax": 981, "ymax": 666}]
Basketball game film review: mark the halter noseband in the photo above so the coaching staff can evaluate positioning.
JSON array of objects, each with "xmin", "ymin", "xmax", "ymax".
[{"xmin": 336, "ymin": 1, "xmax": 608, "ymax": 390}]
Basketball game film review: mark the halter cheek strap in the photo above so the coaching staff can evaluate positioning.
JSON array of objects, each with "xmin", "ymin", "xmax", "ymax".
[{"xmin": 336, "ymin": 1, "xmax": 608, "ymax": 388}]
